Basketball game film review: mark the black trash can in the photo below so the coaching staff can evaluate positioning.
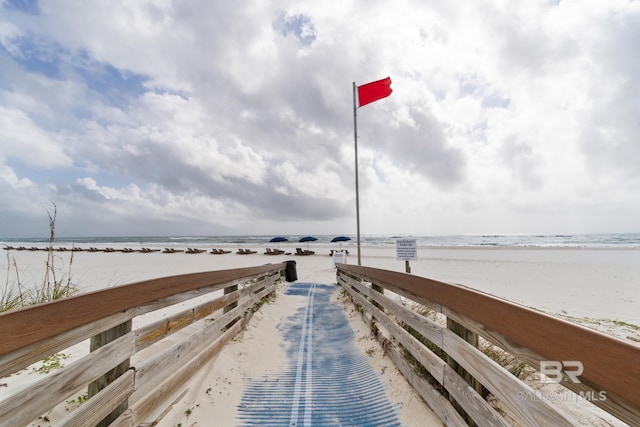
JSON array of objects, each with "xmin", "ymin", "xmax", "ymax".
[{"xmin": 285, "ymin": 260, "xmax": 297, "ymax": 282}]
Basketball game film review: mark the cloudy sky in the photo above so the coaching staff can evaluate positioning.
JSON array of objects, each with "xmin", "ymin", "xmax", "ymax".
[{"xmin": 1, "ymin": 0, "xmax": 639, "ymax": 238}]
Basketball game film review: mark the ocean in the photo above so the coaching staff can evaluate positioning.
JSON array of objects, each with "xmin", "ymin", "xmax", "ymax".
[{"xmin": 2, "ymin": 233, "xmax": 640, "ymax": 249}]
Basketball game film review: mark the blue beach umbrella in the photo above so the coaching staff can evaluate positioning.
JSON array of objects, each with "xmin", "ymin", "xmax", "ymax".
[
  {"xmin": 269, "ymin": 236, "xmax": 288, "ymax": 248},
  {"xmin": 299, "ymin": 236, "xmax": 318, "ymax": 251},
  {"xmin": 331, "ymin": 235, "xmax": 351, "ymax": 249},
  {"xmin": 270, "ymin": 236, "xmax": 288, "ymax": 243},
  {"xmin": 331, "ymin": 236, "xmax": 351, "ymax": 243}
]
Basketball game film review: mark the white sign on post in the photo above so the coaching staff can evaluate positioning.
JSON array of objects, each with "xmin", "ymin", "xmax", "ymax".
[
  {"xmin": 333, "ymin": 250, "xmax": 346, "ymax": 268},
  {"xmin": 396, "ymin": 239, "xmax": 417, "ymax": 261}
]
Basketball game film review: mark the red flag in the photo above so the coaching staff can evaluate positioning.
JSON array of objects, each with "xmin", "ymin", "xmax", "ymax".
[{"xmin": 357, "ymin": 77, "xmax": 392, "ymax": 107}]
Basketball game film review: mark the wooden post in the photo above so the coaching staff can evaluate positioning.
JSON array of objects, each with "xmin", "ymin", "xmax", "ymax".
[
  {"xmin": 223, "ymin": 283, "xmax": 239, "ymax": 328},
  {"xmin": 88, "ymin": 320, "xmax": 132, "ymax": 427},
  {"xmin": 405, "ymin": 260, "xmax": 411, "ymax": 273},
  {"xmin": 371, "ymin": 283, "xmax": 384, "ymax": 311},
  {"xmin": 446, "ymin": 318, "xmax": 483, "ymax": 426}
]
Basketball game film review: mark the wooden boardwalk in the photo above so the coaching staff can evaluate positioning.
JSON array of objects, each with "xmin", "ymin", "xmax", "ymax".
[
  {"xmin": 237, "ymin": 282, "xmax": 408, "ymax": 426},
  {"xmin": 1, "ymin": 263, "xmax": 638, "ymax": 426}
]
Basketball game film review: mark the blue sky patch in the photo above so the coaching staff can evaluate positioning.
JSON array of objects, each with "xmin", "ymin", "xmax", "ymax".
[
  {"xmin": 3, "ymin": 36, "xmax": 63, "ymax": 79},
  {"xmin": 4, "ymin": 33, "xmax": 150, "ymax": 109},
  {"xmin": 5, "ymin": 0, "xmax": 40, "ymax": 15},
  {"xmin": 74, "ymin": 52, "xmax": 149, "ymax": 96},
  {"xmin": 274, "ymin": 12, "xmax": 317, "ymax": 46},
  {"xmin": 71, "ymin": 50, "xmax": 149, "ymax": 108}
]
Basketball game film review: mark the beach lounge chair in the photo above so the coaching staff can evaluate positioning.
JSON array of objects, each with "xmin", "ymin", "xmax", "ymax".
[
  {"xmin": 139, "ymin": 247, "xmax": 160, "ymax": 253},
  {"xmin": 295, "ymin": 247, "xmax": 315, "ymax": 256},
  {"xmin": 237, "ymin": 248, "xmax": 256, "ymax": 254},
  {"xmin": 218, "ymin": 248, "xmax": 231, "ymax": 254}
]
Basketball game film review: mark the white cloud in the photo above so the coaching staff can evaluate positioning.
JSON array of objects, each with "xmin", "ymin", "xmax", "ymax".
[
  {"xmin": 0, "ymin": 106, "xmax": 73, "ymax": 168},
  {"xmin": 0, "ymin": 0, "xmax": 638, "ymax": 237}
]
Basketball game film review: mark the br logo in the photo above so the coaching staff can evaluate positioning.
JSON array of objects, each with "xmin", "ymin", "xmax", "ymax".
[{"xmin": 539, "ymin": 361, "xmax": 584, "ymax": 384}]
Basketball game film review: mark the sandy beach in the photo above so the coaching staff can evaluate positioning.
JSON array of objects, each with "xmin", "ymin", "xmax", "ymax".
[
  {"xmin": 4, "ymin": 243, "xmax": 638, "ymax": 327},
  {"xmin": 1, "ymin": 243, "xmax": 638, "ymax": 426}
]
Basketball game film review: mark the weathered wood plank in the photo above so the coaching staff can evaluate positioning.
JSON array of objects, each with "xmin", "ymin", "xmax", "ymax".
[
  {"xmin": 386, "ymin": 342, "xmax": 468, "ymax": 427},
  {"xmin": 339, "ymin": 276, "xmax": 446, "ymax": 380},
  {"xmin": 0, "ymin": 309, "xmax": 135, "ymax": 378},
  {"xmin": 55, "ymin": 369, "xmax": 135, "ymax": 427},
  {"xmin": 111, "ymin": 315, "xmax": 250, "ymax": 427},
  {"xmin": 345, "ymin": 274, "xmax": 579, "ymax": 425},
  {"xmin": 339, "ymin": 278, "xmax": 507, "ymax": 426},
  {"xmin": 442, "ymin": 363, "xmax": 509, "ymax": 427},
  {"xmin": 135, "ymin": 278, "xmax": 271, "ymax": 351},
  {"xmin": 133, "ymin": 284, "xmax": 275, "ymax": 388},
  {"xmin": 340, "ymin": 274, "xmax": 443, "ymax": 344},
  {"xmin": 336, "ymin": 264, "xmax": 640, "ymax": 410},
  {"xmin": 89, "ymin": 320, "xmax": 133, "ymax": 427},
  {"xmin": 134, "ymin": 270, "xmax": 280, "ymax": 317},
  {"xmin": 441, "ymin": 307, "xmax": 640, "ymax": 426},
  {"xmin": 0, "ymin": 332, "xmax": 135, "ymax": 427},
  {"xmin": 339, "ymin": 270, "xmax": 444, "ymax": 313},
  {"xmin": 446, "ymin": 318, "xmax": 482, "ymax": 426},
  {"xmin": 352, "ymin": 308, "xmax": 467, "ymax": 427},
  {"xmin": 442, "ymin": 328, "xmax": 579, "ymax": 426},
  {"xmin": 0, "ymin": 264, "xmax": 285, "ymax": 357}
]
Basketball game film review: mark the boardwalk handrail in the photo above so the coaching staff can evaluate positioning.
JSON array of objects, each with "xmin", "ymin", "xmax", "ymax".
[
  {"xmin": 336, "ymin": 263, "xmax": 640, "ymax": 426},
  {"xmin": 0, "ymin": 263, "xmax": 286, "ymax": 426}
]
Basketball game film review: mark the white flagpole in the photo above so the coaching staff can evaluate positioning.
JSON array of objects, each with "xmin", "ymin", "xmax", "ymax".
[{"xmin": 353, "ymin": 82, "xmax": 362, "ymax": 265}]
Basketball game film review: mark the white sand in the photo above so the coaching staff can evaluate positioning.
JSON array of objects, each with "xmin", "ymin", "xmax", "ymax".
[
  {"xmin": 2, "ymin": 245, "xmax": 637, "ymax": 359},
  {"xmin": 359, "ymin": 246, "xmax": 640, "ymax": 328},
  {"xmin": 5, "ymin": 244, "xmax": 636, "ymax": 327},
  {"xmin": 1, "ymin": 244, "xmax": 638, "ymax": 426}
]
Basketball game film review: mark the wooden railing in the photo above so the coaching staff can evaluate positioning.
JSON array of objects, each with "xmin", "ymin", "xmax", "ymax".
[
  {"xmin": 336, "ymin": 264, "xmax": 640, "ymax": 427},
  {"xmin": 0, "ymin": 263, "xmax": 286, "ymax": 427}
]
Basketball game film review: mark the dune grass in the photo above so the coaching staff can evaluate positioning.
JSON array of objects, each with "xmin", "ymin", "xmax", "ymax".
[{"xmin": 1, "ymin": 203, "xmax": 78, "ymax": 312}]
